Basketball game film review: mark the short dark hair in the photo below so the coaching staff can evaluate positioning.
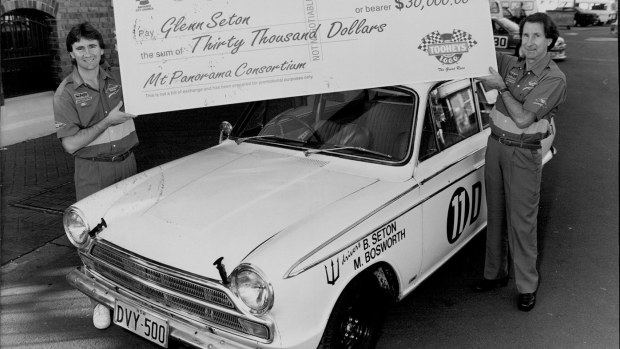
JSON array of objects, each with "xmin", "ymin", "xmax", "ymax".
[
  {"xmin": 66, "ymin": 22, "xmax": 106, "ymax": 65},
  {"xmin": 519, "ymin": 12, "xmax": 560, "ymax": 49}
]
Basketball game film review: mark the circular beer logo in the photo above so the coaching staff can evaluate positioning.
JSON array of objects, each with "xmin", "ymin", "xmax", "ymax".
[{"xmin": 418, "ymin": 29, "xmax": 478, "ymax": 65}]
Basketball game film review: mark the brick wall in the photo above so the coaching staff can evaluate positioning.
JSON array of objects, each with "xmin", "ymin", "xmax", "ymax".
[
  {"xmin": 52, "ymin": 0, "xmax": 119, "ymax": 81},
  {"xmin": 0, "ymin": 0, "xmax": 118, "ymax": 102}
]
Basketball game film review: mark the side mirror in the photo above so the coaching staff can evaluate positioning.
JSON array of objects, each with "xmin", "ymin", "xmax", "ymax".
[{"xmin": 219, "ymin": 121, "xmax": 233, "ymax": 144}]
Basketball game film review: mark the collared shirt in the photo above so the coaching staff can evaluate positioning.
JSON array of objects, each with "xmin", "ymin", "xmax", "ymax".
[
  {"xmin": 490, "ymin": 52, "xmax": 567, "ymax": 142},
  {"xmin": 53, "ymin": 63, "xmax": 138, "ymax": 158}
]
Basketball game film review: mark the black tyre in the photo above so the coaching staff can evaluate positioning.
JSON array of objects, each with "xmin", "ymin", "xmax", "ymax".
[{"xmin": 317, "ymin": 276, "xmax": 389, "ymax": 349}]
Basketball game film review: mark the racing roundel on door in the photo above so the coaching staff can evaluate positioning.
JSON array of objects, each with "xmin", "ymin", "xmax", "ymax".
[{"xmin": 446, "ymin": 182, "xmax": 482, "ymax": 244}]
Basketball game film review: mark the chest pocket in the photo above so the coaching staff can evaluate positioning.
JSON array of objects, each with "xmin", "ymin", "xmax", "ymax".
[
  {"xmin": 507, "ymin": 69, "xmax": 538, "ymax": 102},
  {"xmin": 74, "ymin": 92, "xmax": 100, "ymax": 127}
]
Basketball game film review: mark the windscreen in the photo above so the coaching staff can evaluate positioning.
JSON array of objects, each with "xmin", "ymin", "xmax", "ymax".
[{"xmin": 232, "ymin": 87, "xmax": 417, "ymax": 162}]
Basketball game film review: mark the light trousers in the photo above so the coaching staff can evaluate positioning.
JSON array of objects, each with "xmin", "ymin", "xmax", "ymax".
[{"xmin": 484, "ymin": 136, "xmax": 542, "ymax": 293}]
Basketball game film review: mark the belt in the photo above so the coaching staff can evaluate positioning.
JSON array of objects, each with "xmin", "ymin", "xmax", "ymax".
[
  {"xmin": 490, "ymin": 133, "xmax": 541, "ymax": 150},
  {"xmin": 79, "ymin": 150, "xmax": 133, "ymax": 162}
]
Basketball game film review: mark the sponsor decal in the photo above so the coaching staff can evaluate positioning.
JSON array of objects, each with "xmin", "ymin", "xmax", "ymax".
[
  {"xmin": 324, "ymin": 258, "xmax": 340, "ymax": 285},
  {"xmin": 74, "ymin": 92, "xmax": 92, "ymax": 105},
  {"xmin": 136, "ymin": 0, "xmax": 153, "ymax": 12},
  {"xmin": 418, "ymin": 29, "xmax": 478, "ymax": 65},
  {"xmin": 447, "ymin": 181, "xmax": 482, "ymax": 244}
]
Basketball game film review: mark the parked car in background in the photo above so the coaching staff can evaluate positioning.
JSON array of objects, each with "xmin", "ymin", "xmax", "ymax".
[
  {"xmin": 63, "ymin": 77, "xmax": 556, "ymax": 348},
  {"xmin": 549, "ymin": 36, "xmax": 567, "ymax": 61},
  {"xmin": 492, "ymin": 18, "xmax": 567, "ymax": 61},
  {"xmin": 576, "ymin": 1, "xmax": 617, "ymax": 24},
  {"xmin": 503, "ymin": 7, "xmax": 521, "ymax": 23},
  {"xmin": 489, "ymin": 0, "xmax": 504, "ymax": 19},
  {"xmin": 501, "ymin": 0, "xmax": 539, "ymax": 16},
  {"xmin": 552, "ymin": 7, "xmax": 601, "ymax": 26},
  {"xmin": 492, "ymin": 17, "xmax": 521, "ymax": 54}
]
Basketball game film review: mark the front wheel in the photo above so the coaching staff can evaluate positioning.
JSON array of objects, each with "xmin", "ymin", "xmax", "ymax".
[{"xmin": 318, "ymin": 278, "xmax": 389, "ymax": 349}]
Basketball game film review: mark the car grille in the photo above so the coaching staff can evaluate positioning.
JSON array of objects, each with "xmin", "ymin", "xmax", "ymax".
[
  {"xmin": 87, "ymin": 242, "xmax": 269, "ymax": 339},
  {"xmin": 90, "ymin": 244, "xmax": 234, "ymax": 308}
]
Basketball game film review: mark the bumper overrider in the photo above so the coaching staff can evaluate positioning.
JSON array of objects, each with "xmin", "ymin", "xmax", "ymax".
[{"xmin": 66, "ymin": 241, "xmax": 275, "ymax": 349}]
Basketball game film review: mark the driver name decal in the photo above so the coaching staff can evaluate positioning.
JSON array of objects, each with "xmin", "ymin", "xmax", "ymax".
[
  {"xmin": 325, "ymin": 220, "xmax": 407, "ymax": 282},
  {"xmin": 355, "ymin": 221, "xmax": 406, "ymax": 270}
]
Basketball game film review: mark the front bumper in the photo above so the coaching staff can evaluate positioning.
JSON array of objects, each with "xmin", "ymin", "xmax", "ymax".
[{"xmin": 67, "ymin": 266, "xmax": 262, "ymax": 349}]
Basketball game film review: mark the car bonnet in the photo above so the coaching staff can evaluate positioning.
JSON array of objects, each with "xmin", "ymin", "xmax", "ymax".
[{"xmin": 92, "ymin": 147, "xmax": 377, "ymax": 279}]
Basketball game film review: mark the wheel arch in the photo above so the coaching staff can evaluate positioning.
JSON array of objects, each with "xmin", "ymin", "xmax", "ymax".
[
  {"xmin": 344, "ymin": 261, "xmax": 400, "ymax": 302},
  {"xmin": 316, "ymin": 261, "xmax": 400, "ymax": 348}
]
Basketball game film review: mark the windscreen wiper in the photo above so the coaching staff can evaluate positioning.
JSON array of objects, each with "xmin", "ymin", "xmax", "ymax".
[
  {"xmin": 304, "ymin": 146, "xmax": 392, "ymax": 159},
  {"xmin": 234, "ymin": 135, "xmax": 307, "ymax": 145}
]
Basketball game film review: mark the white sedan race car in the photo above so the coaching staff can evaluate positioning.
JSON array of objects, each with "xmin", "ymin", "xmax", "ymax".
[{"xmin": 64, "ymin": 78, "xmax": 555, "ymax": 349}]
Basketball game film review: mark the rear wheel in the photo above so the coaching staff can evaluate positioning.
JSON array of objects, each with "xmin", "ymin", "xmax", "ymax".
[{"xmin": 318, "ymin": 277, "xmax": 389, "ymax": 349}]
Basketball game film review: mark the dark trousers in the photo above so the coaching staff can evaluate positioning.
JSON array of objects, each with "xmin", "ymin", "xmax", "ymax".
[
  {"xmin": 74, "ymin": 153, "xmax": 137, "ymax": 201},
  {"xmin": 484, "ymin": 136, "xmax": 542, "ymax": 293}
]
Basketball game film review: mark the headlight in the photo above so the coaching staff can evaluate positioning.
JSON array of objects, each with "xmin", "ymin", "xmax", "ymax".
[
  {"xmin": 230, "ymin": 265, "xmax": 274, "ymax": 315},
  {"xmin": 63, "ymin": 207, "xmax": 90, "ymax": 248}
]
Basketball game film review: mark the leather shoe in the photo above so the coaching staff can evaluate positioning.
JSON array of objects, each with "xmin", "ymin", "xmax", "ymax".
[
  {"xmin": 472, "ymin": 276, "xmax": 509, "ymax": 292},
  {"xmin": 518, "ymin": 292, "xmax": 536, "ymax": 312}
]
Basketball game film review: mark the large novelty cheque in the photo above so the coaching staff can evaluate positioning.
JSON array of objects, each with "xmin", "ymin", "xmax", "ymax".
[{"xmin": 114, "ymin": 0, "xmax": 496, "ymax": 114}]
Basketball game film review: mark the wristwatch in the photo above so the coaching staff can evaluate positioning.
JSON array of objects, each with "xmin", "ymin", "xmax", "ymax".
[{"xmin": 498, "ymin": 87, "xmax": 510, "ymax": 95}]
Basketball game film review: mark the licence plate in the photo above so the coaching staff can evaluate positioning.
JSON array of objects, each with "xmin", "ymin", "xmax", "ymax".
[{"xmin": 114, "ymin": 300, "xmax": 169, "ymax": 348}]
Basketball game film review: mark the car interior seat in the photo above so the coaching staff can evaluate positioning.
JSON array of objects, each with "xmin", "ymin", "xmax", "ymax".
[
  {"xmin": 361, "ymin": 100, "xmax": 414, "ymax": 160},
  {"xmin": 326, "ymin": 123, "xmax": 371, "ymax": 148},
  {"xmin": 312, "ymin": 120, "xmax": 344, "ymax": 143}
]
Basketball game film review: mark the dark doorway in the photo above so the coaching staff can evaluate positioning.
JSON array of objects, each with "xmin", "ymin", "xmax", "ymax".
[{"xmin": 1, "ymin": 9, "xmax": 54, "ymax": 98}]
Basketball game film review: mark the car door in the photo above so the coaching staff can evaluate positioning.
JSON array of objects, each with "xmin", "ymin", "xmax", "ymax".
[{"xmin": 414, "ymin": 79, "xmax": 490, "ymax": 277}]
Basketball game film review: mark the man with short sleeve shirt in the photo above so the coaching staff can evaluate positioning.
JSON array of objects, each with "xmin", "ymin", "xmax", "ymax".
[
  {"xmin": 473, "ymin": 13, "xmax": 567, "ymax": 312},
  {"xmin": 54, "ymin": 22, "xmax": 139, "ymax": 202},
  {"xmin": 54, "ymin": 21, "xmax": 140, "ymax": 331}
]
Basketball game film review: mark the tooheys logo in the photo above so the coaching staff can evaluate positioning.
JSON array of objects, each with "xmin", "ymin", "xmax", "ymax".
[{"xmin": 418, "ymin": 29, "xmax": 478, "ymax": 65}]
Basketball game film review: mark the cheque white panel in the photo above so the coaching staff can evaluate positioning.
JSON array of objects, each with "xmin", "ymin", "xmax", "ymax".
[{"xmin": 113, "ymin": 0, "xmax": 496, "ymax": 114}]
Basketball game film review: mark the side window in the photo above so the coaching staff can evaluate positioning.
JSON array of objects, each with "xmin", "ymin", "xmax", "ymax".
[
  {"xmin": 419, "ymin": 107, "xmax": 440, "ymax": 161},
  {"xmin": 474, "ymin": 80, "xmax": 496, "ymax": 128},
  {"xmin": 419, "ymin": 79, "xmax": 481, "ymax": 161}
]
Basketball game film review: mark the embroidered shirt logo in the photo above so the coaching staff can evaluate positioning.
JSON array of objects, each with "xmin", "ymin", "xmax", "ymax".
[
  {"xmin": 74, "ymin": 92, "xmax": 92, "ymax": 105},
  {"xmin": 418, "ymin": 29, "xmax": 478, "ymax": 65},
  {"xmin": 506, "ymin": 71, "xmax": 519, "ymax": 84},
  {"xmin": 533, "ymin": 98, "xmax": 548, "ymax": 109},
  {"xmin": 55, "ymin": 121, "xmax": 66, "ymax": 129},
  {"xmin": 107, "ymin": 84, "xmax": 121, "ymax": 98},
  {"xmin": 523, "ymin": 80, "xmax": 538, "ymax": 91}
]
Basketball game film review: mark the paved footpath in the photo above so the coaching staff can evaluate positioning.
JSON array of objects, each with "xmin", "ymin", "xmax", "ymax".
[
  {"xmin": 1, "ymin": 134, "xmax": 74, "ymax": 264},
  {"xmin": 0, "ymin": 103, "xmax": 247, "ymax": 265},
  {"xmin": 0, "ymin": 103, "xmax": 243, "ymax": 349}
]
